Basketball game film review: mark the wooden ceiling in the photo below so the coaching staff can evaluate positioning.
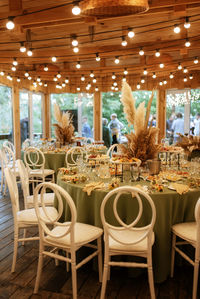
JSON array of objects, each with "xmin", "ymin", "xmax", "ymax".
[{"xmin": 1, "ymin": 0, "xmax": 200, "ymax": 92}]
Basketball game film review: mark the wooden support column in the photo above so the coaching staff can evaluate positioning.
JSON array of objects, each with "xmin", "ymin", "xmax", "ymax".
[
  {"xmin": 157, "ymin": 89, "xmax": 166, "ymax": 143},
  {"xmin": 12, "ymin": 86, "xmax": 21, "ymax": 159},
  {"xmin": 93, "ymin": 91, "xmax": 102, "ymax": 141},
  {"xmin": 44, "ymin": 93, "xmax": 50, "ymax": 138}
]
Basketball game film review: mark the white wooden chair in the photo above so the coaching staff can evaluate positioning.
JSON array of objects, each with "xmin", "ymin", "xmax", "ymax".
[
  {"xmin": 4, "ymin": 167, "xmax": 58, "ymax": 273},
  {"xmin": 100, "ymin": 186, "xmax": 156, "ymax": 299},
  {"xmin": 17, "ymin": 159, "xmax": 55, "ymax": 209},
  {"xmin": 171, "ymin": 197, "xmax": 200, "ymax": 299},
  {"xmin": 106, "ymin": 143, "xmax": 123, "ymax": 157},
  {"xmin": 24, "ymin": 147, "xmax": 55, "ymax": 189},
  {"xmin": 65, "ymin": 146, "xmax": 87, "ymax": 168},
  {"xmin": 33, "ymin": 182, "xmax": 103, "ymax": 299},
  {"xmin": 3, "ymin": 140, "xmax": 15, "ymax": 157}
]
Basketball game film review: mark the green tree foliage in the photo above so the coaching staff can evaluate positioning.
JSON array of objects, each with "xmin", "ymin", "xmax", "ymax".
[{"xmin": 0, "ymin": 85, "xmax": 12, "ymax": 134}]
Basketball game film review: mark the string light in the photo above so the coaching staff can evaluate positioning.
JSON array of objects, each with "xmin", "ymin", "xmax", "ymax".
[
  {"xmin": 178, "ymin": 63, "xmax": 182, "ymax": 70},
  {"xmin": 141, "ymin": 78, "xmax": 145, "ymax": 84},
  {"xmin": 37, "ymin": 76, "xmax": 41, "ymax": 82},
  {"xmin": 95, "ymin": 87, "xmax": 99, "ymax": 92},
  {"xmin": 72, "ymin": 37, "xmax": 78, "ymax": 47},
  {"xmin": 159, "ymin": 81, "xmax": 163, "ymax": 86},
  {"xmin": 33, "ymin": 81, "xmax": 37, "ymax": 87},
  {"xmin": 57, "ymin": 72, "xmax": 61, "ymax": 78},
  {"xmin": 81, "ymin": 75, "xmax": 85, "ymax": 81},
  {"xmin": 194, "ymin": 57, "xmax": 199, "ymax": 64},
  {"xmin": 92, "ymin": 77, "xmax": 97, "ymax": 83},
  {"xmin": 160, "ymin": 63, "xmax": 164, "ymax": 68},
  {"xmin": 24, "ymin": 71, "xmax": 29, "ymax": 77},
  {"xmin": 28, "ymin": 76, "xmax": 32, "ymax": 80},
  {"xmin": 137, "ymin": 83, "xmax": 141, "ymax": 89},
  {"xmin": 73, "ymin": 47, "xmax": 79, "ymax": 53},
  {"xmin": 52, "ymin": 56, "xmax": 57, "ymax": 62},
  {"xmin": 169, "ymin": 73, "xmax": 174, "ymax": 79},
  {"xmin": 20, "ymin": 42, "xmax": 26, "ymax": 53},
  {"xmin": 143, "ymin": 68, "xmax": 148, "ymax": 75},
  {"xmin": 115, "ymin": 56, "xmax": 120, "ymax": 64},
  {"xmin": 183, "ymin": 77, "xmax": 187, "ymax": 82},
  {"xmin": 6, "ymin": 17, "xmax": 15, "ymax": 30},
  {"xmin": 183, "ymin": 67, "xmax": 188, "ymax": 73},
  {"xmin": 17, "ymin": 77, "xmax": 21, "ymax": 82},
  {"xmin": 115, "ymin": 87, "xmax": 119, "ymax": 91},
  {"xmin": 174, "ymin": 24, "xmax": 181, "ymax": 34},
  {"xmin": 163, "ymin": 79, "xmax": 167, "ymax": 85},
  {"xmin": 27, "ymin": 49, "xmax": 33, "ymax": 56},
  {"xmin": 111, "ymin": 86, "xmax": 114, "ymax": 90},
  {"xmin": 65, "ymin": 77, "xmax": 69, "ymax": 83},
  {"xmin": 44, "ymin": 82, "xmax": 48, "ymax": 87},
  {"xmin": 12, "ymin": 58, "xmax": 18, "ymax": 66},
  {"xmin": 122, "ymin": 76, "xmax": 126, "ymax": 82},
  {"xmin": 124, "ymin": 68, "xmax": 128, "ymax": 75},
  {"xmin": 77, "ymin": 87, "xmax": 81, "ymax": 91},
  {"xmin": 155, "ymin": 49, "xmax": 160, "ymax": 57},
  {"xmin": 185, "ymin": 38, "xmax": 191, "ymax": 47},
  {"xmin": 44, "ymin": 65, "xmax": 48, "ymax": 71},
  {"xmin": 76, "ymin": 61, "xmax": 81, "ymax": 69},
  {"xmin": 0, "ymin": 71, "xmax": 4, "ymax": 76},
  {"xmin": 128, "ymin": 28, "xmax": 135, "ymax": 38},
  {"xmin": 90, "ymin": 71, "xmax": 94, "ymax": 78},
  {"xmin": 184, "ymin": 17, "xmax": 191, "ymax": 29},
  {"xmin": 62, "ymin": 82, "xmax": 66, "ymax": 87},
  {"xmin": 11, "ymin": 66, "xmax": 16, "ymax": 71},
  {"xmin": 152, "ymin": 72, "xmax": 156, "ymax": 79},
  {"xmin": 53, "ymin": 76, "xmax": 58, "ymax": 81},
  {"xmin": 139, "ymin": 47, "xmax": 144, "ymax": 56},
  {"xmin": 189, "ymin": 74, "xmax": 193, "ymax": 80},
  {"xmin": 39, "ymin": 82, "xmax": 43, "ymax": 86},
  {"xmin": 72, "ymin": 1, "xmax": 81, "ymax": 15},
  {"xmin": 113, "ymin": 81, "xmax": 118, "ymax": 86},
  {"xmin": 96, "ymin": 53, "xmax": 100, "ymax": 61},
  {"xmin": 121, "ymin": 36, "xmax": 127, "ymax": 47},
  {"xmin": 112, "ymin": 73, "xmax": 116, "ymax": 80}
]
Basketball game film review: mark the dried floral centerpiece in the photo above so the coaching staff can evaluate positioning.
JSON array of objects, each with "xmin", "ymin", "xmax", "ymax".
[
  {"xmin": 119, "ymin": 82, "xmax": 160, "ymax": 163},
  {"xmin": 176, "ymin": 134, "xmax": 200, "ymax": 156},
  {"xmin": 53, "ymin": 103, "xmax": 75, "ymax": 144}
]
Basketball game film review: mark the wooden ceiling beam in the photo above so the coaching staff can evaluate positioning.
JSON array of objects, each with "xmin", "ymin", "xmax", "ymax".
[{"xmin": 9, "ymin": 0, "xmax": 22, "ymax": 12}]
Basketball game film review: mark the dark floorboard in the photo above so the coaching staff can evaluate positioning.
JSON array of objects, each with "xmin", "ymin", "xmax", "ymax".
[{"xmin": 0, "ymin": 177, "xmax": 198, "ymax": 299}]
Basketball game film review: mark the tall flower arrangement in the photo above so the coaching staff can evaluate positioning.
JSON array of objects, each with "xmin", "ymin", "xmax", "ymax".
[
  {"xmin": 120, "ymin": 82, "xmax": 160, "ymax": 163},
  {"xmin": 53, "ymin": 103, "xmax": 75, "ymax": 144}
]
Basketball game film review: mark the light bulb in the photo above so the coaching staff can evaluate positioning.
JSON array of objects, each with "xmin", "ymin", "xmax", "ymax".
[
  {"xmin": 0, "ymin": 71, "xmax": 4, "ymax": 76},
  {"xmin": 185, "ymin": 39, "xmax": 191, "ymax": 47},
  {"xmin": 13, "ymin": 58, "xmax": 18, "ymax": 66},
  {"xmin": 20, "ymin": 42, "xmax": 26, "ymax": 53},
  {"xmin": 44, "ymin": 65, "xmax": 48, "ymax": 71},
  {"xmin": 81, "ymin": 75, "xmax": 85, "ymax": 81},
  {"xmin": 11, "ymin": 66, "xmax": 16, "ymax": 71},
  {"xmin": 39, "ymin": 82, "xmax": 43, "ymax": 86},
  {"xmin": 194, "ymin": 57, "xmax": 199, "ymax": 64},
  {"xmin": 57, "ymin": 72, "xmax": 61, "ymax": 78},
  {"xmin": 28, "ymin": 76, "xmax": 32, "ymax": 80},
  {"xmin": 27, "ymin": 49, "xmax": 33, "ymax": 56},
  {"xmin": 37, "ymin": 77, "xmax": 41, "ymax": 82},
  {"xmin": 155, "ymin": 49, "xmax": 160, "ymax": 57},
  {"xmin": 77, "ymin": 87, "xmax": 80, "ymax": 91},
  {"xmin": 137, "ymin": 83, "xmax": 141, "ymax": 89},
  {"xmin": 143, "ymin": 68, "xmax": 148, "ymax": 75},
  {"xmin": 111, "ymin": 92, "xmax": 114, "ymax": 95},
  {"xmin": 152, "ymin": 72, "xmax": 156, "ymax": 79},
  {"xmin": 169, "ymin": 73, "xmax": 174, "ymax": 79},
  {"xmin": 121, "ymin": 37, "xmax": 127, "ymax": 47},
  {"xmin": 128, "ymin": 29, "xmax": 135, "ymax": 38},
  {"xmin": 6, "ymin": 18, "xmax": 15, "ymax": 30},
  {"xmin": 96, "ymin": 53, "xmax": 100, "ymax": 61},
  {"xmin": 95, "ymin": 87, "xmax": 99, "ymax": 92},
  {"xmin": 122, "ymin": 76, "xmax": 126, "ymax": 82},
  {"xmin": 159, "ymin": 81, "xmax": 163, "ymax": 86},
  {"xmin": 113, "ymin": 81, "xmax": 117, "ymax": 86},
  {"xmin": 178, "ymin": 63, "xmax": 182, "ymax": 70},
  {"xmin": 163, "ymin": 80, "xmax": 167, "ymax": 84},
  {"xmin": 111, "ymin": 86, "xmax": 114, "ymax": 90},
  {"xmin": 24, "ymin": 71, "xmax": 29, "ymax": 77},
  {"xmin": 76, "ymin": 62, "xmax": 81, "ymax": 69},
  {"xmin": 139, "ymin": 48, "xmax": 144, "ymax": 56},
  {"xmin": 65, "ymin": 78, "xmax": 69, "ymax": 83},
  {"xmin": 90, "ymin": 71, "xmax": 94, "ymax": 78},
  {"xmin": 174, "ymin": 24, "xmax": 180, "ymax": 34},
  {"xmin": 62, "ymin": 83, "xmax": 66, "ymax": 87},
  {"xmin": 183, "ymin": 77, "xmax": 187, "ymax": 82},
  {"xmin": 52, "ymin": 56, "xmax": 57, "ymax": 62},
  {"xmin": 141, "ymin": 79, "xmax": 145, "ymax": 84},
  {"xmin": 189, "ymin": 74, "xmax": 193, "ymax": 80},
  {"xmin": 183, "ymin": 67, "xmax": 188, "ymax": 73},
  {"xmin": 44, "ymin": 82, "xmax": 48, "ymax": 87},
  {"xmin": 112, "ymin": 73, "xmax": 116, "ymax": 80},
  {"xmin": 33, "ymin": 81, "xmax": 37, "ymax": 87},
  {"xmin": 72, "ymin": 38, "xmax": 78, "ymax": 47},
  {"xmin": 93, "ymin": 78, "xmax": 97, "ymax": 83},
  {"xmin": 72, "ymin": 3, "xmax": 81, "ymax": 15},
  {"xmin": 17, "ymin": 77, "xmax": 20, "ymax": 82},
  {"xmin": 115, "ymin": 87, "xmax": 119, "ymax": 91},
  {"xmin": 184, "ymin": 17, "xmax": 191, "ymax": 29},
  {"xmin": 115, "ymin": 57, "xmax": 120, "ymax": 64},
  {"xmin": 53, "ymin": 77, "xmax": 58, "ymax": 81},
  {"xmin": 160, "ymin": 63, "xmax": 164, "ymax": 68},
  {"xmin": 124, "ymin": 68, "xmax": 128, "ymax": 75},
  {"xmin": 73, "ymin": 47, "xmax": 79, "ymax": 53}
]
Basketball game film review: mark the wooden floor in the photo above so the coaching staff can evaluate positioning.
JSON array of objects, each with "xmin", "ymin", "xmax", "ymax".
[{"xmin": 0, "ymin": 178, "xmax": 198, "ymax": 299}]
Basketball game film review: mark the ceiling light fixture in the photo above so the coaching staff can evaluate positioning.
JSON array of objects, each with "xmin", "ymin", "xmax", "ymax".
[
  {"xmin": 121, "ymin": 36, "xmax": 127, "ymax": 47},
  {"xmin": 20, "ymin": 42, "xmax": 26, "ymax": 53},
  {"xmin": 90, "ymin": 71, "xmax": 94, "ymax": 78},
  {"xmin": 174, "ymin": 24, "xmax": 181, "ymax": 34},
  {"xmin": 72, "ymin": 1, "xmax": 81, "ymax": 15},
  {"xmin": 27, "ymin": 49, "xmax": 33, "ymax": 56},
  {"xmin": 169, "ymin": 73, "xmax": 174, "ymax": 79},
  {"xmin": 139, "ymin": 47, "xmax": 144, "ymax": 56},
  {"xmin": 44, "ymin": 65, "xmax": 48, "ymax": 71},
  {"xmin": 81, "ymin": 75, "xmax": 85, "ymax": 81},
  {"xmin": 6, "ymin": 17, "xmax": 15, "ymax": 30},
  {"xmin": 112, "ymin": 73, "xmax": 116, "ymax": 80},
  {"xmin": 160, "ymin": 63, "xmax": 164, "ymax": 68},
  {"xmin": 73, "ymin": 47, "xmax": 79, "ymax": 53},
  {"xmin": 184, "ymin": 17, "xmax": 191, "ymax": 29},
  {"xmin": 124, "ymin": 68, "xmax": 128, "ymax": 75},
  {"xmin": 128, "ymin": 28, "xmax": 135, "ymax": 38},
  {"xmin": 185, "ymin": 38, "xmax": 191, "ymax": 47},
  {"xmin": 65, "ymin": 77, "xmax": 69, "ymax": 83},
  {"xmin": 115, "ymin": 56, "xmax": 120, "ymax": 64},
  {"xmin": 137, "ymin": 83, "xmax": 141, "ymax": 89},
  {"xmin": 52, "ymin": 56, "xmax": 57, "ymax": 62},
  {"xmin": 178, "ymin": 63, "xmax": 182, "ymax": 70},
  {"xmin": 189, "ymin": 74, "xmax": 193, "ymax": 80},
  {"xmin": 152, "ymin": 72, "xmax": 156, "ymax": 79},
  {"xmin": 143, "ymin": 68, "xmax": 148, "ymax": 75},
  {"xmin": 141, "ymin": 78, "xmax": 145, "ymax": 84},
  {"xmin": 12, "ymin": 58, "xmax": 18, "ymax": 66},
  {"xmin": 57, "ymin": 72, "xmax": 61, "ymax": 78},
  {"xmin": 11, "ymin": 66, "xmax": 16, "ymax": 71},
  {"xmin": 17, "ymin": 77, "xmax": 21, "ymax": 82},
  {"xmin": 194, "ymin": 57, "xmax": 199, "ymax": 64},
  {"xmin": 183, "ymin": 67, "xmax": 188, "ymax": 73},
  {"xmin": 96, "ymin": 53, "xmax": 100, "ymax": 61},
  {"xmin": 76, "ymin": 61, "xmax": 81, "ymax": 69},
  {"xmin": 155, "ymin": 49, "xmax": 160, "ymax": 57}
]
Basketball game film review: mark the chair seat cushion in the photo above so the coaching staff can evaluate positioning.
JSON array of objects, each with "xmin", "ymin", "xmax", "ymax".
[
  {"xmin": 17, "ymin": 207, "xmax": 58, "ymax": 224},
  {"xmin": 108, "ymin": 229, "xmax": 155, "ymax": 252},
  {"xmin": 45, "ymin": 222, "xmax": 103, "ymax": 247},
  {"xmin": 27, "ymin": 192, "xmax": 55, "ymax": 206},
  {"xmin": 29, "ymin": 168, "xmax": 55, "ymax": 177},
  {"xmin": 172, "ymin": 222, "xmax": 196, "ymax": 244}
]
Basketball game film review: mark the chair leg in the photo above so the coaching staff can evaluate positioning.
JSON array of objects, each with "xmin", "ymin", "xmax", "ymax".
[
  {"xmin": 34, "ymin": 250, "xmax": 44, "ymax": 294},
  {"xmin": 192, "ymin": 258, "xmax": 199, "ymax": 299},
  {"xmin": 66, "ymin": 251, "xmax": 70, "ymax": 272},
  {"xmin": 147, "ymin": 265, "xmax": 156, "ymax": 299},
  {"xmin": 71, "ymin": 251, "xmax": 77, "ymax": 299},
  {"xmin": 3, "ymin": 177, "xmax": 7, "ymax": 195},
  {"xmin": 171, "ymin": 233, "xmax": 176, "ymax": 277},
  {"xmin": 0, "ymin": 171, "xmax": 4, "ymax": 193},
  {"xmin": 11, "ymin": 230, "xmax": 19, "ymax": 273},
  {"xmin": 97, "ymin": 237, "xmax": 103, "ymax": 282},
  {"xmin": 22, "ymin": 229, "xmax": 27, "ymax": 246},
  {"xmin": 100, "ymin": 264, "xmax": 109, "ymax": 299}
]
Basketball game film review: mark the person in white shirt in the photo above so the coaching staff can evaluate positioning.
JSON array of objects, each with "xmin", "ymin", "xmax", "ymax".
[
  {"xmin": 171, "ymin": 113, "xmax": 184, "ymax": 143},
  {"xmin": 194, "ymin": 113, "xmax": 200, "ymax": 136},
  {"xmin": 108, "ymin": 113, "xmax": 124, "ymax": 144}
]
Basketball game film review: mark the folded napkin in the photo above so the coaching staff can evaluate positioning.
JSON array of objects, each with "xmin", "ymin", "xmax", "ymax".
[
  {"xmin": 83, "ymin": 181, "xmax": 105, "ymax": 196},
  {"xmin": 171, "ymin": 183, "xmax": 189, "ymax": 195}
]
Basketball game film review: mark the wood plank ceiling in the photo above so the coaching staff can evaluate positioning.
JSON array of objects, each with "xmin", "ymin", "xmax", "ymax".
[{"xmin": 0, "ymin": 0, "xmax": 200, "ymax": 92}]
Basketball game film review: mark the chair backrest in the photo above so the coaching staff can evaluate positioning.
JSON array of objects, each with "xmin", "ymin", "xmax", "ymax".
[
  {"xmin": 107, "ymin": 144, "xmax": 123, "ymax": 157},
  {"xmin": 22, "ymin": 139, "xmax": 31, "ymax": 150},
  {"xmin": 17, "ymin": 159, "xmax": 30, "ymax": 207},
  {"xmin": 4, "ymin": 167, "xmax": 20, "ymax": 219},
  {"xmin": 3, "ymin": 141, "xmax": 15, "ymax": 156},
  {"xmin": 100, "ymin": 186, "xmax": 156, "ymax": 246},
  {"xmin": 33, "ymin": 182, "xmax": 77, "ymax": 245},
  {"xmin": 24, "ymin": 147, "xmax": 45, "ymax": 171},
  {"xmin": 2, "ymin": 145, "xmax": 17, "ymax": 175},
  {"xmin": 65, "ymin": 146, "xmax": 86, "ymax": 167}
]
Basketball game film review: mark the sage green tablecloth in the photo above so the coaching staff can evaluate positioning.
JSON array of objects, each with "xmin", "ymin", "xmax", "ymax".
[{"xmin": 56, "ymin": 173, "xmax": 200, "ymax": 283}]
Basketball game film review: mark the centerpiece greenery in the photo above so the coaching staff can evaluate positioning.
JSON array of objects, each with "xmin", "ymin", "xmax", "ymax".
[
  {"xmin": 119, "ymin": 82, "xmax": 160, "ymax": 163},
  {"xmin": 53, "ymin": 103, "xmax": 75, "ymax": 144}
]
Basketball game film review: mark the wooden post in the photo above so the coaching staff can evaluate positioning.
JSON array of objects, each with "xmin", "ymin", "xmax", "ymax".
[
  {"xmin": 157, "ymin": 89, "xmax": 166, "ymax": 143},
  {"xmin": 12, "ymin": 86, "xmax": 21, "ymax": 159},
  {"xmin": 93, "ymin": 91, "xmax": 102, "ymax": 141},
  {"xmin": 44, "ymin": 93, "xmax": 50, "ymax": 138}
]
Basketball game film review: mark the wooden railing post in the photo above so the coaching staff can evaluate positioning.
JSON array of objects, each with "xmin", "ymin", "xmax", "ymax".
[
  {"xmin": 157, "ymin": 89, "xmax": 166, "ymax": 143},
  {"xmin": 44, "ymin": 93, "xmax": 50, "ymax": 138},
  {"xmin": 12, "ymin": 86, "xmax": 21, "ymax": 158},
  {"xmin": 93, "ymin": 91, "xmax": 102, "ymax": 141}
]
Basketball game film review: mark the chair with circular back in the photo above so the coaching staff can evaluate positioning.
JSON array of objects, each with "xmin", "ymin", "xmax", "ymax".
[
  {"xmin": 106, "ymin": 143, "xmax": 124, "ymax": 157},
  {"xmin": 3, "ymin": 140, "xmax": 15, "ymax": 157},
  {"xmin": 171, "ymin": 197, "xmax": 200, "ymax": 299},
  {"xmin": 100, "ymin": 186, "xmax": 156, "ymax": 299},
  {"xmin": 33, "ymin": 182, "xmax": 103, "ymax": 299},
  {"xmin": 4, "ymin": 167, "xmax": 58, "ymax": 273},
  {"xmin": 65, "ymin": 146, "xmax": 87, "ymax": 168},
  {"xmin": 24, "ymin": 147, "xmax": 55, "ymax": 190}
]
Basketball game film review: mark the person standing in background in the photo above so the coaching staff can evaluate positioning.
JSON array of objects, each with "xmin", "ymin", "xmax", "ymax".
[
  {"xmin": 171, "ymin": 113, "xmax": 184, "ymax": 143},
  {"xmin": 102, "ymin": 118, "xmax": 111, "ymax": 148},
  {"xmin": 82, "ymin": 116, "xmax": 92, "ymax": 138},
  {"xmin": 108, "ymin": 113, "xmax": 124, "ymax": 144}
]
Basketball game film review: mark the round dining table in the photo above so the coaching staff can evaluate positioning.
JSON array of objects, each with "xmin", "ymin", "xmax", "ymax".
[{"xmin": 56, "ymin": 173, "xmax": 200, "ymax": 283}]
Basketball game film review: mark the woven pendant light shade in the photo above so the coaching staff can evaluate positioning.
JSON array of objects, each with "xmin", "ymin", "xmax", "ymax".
[{"xmin": 80, "ymin": 0, "xmax": 149, "ymax": 17}]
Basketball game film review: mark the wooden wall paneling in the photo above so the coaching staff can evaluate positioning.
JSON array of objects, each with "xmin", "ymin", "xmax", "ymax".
[
  {"xmin": 157, "ymin": 89, "xmax": 166, "ymax": 143},
  {"xmin": 12, "ymin": 86, "xmax": 21, "ymax": 159},
  {"xmin": 93, "ymin": 91, "xmax": 102, "ymax": 141}
]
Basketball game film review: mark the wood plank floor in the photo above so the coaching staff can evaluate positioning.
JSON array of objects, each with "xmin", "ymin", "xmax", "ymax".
[{"xmin": 0, "ymin": 178, "xmax": 197, "ymax": 299}]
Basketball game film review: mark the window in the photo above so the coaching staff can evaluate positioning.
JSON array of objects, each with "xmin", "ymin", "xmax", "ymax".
[{"xmin": 0, "ymin": 85, "xmax": 12, "ymax": 147}]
